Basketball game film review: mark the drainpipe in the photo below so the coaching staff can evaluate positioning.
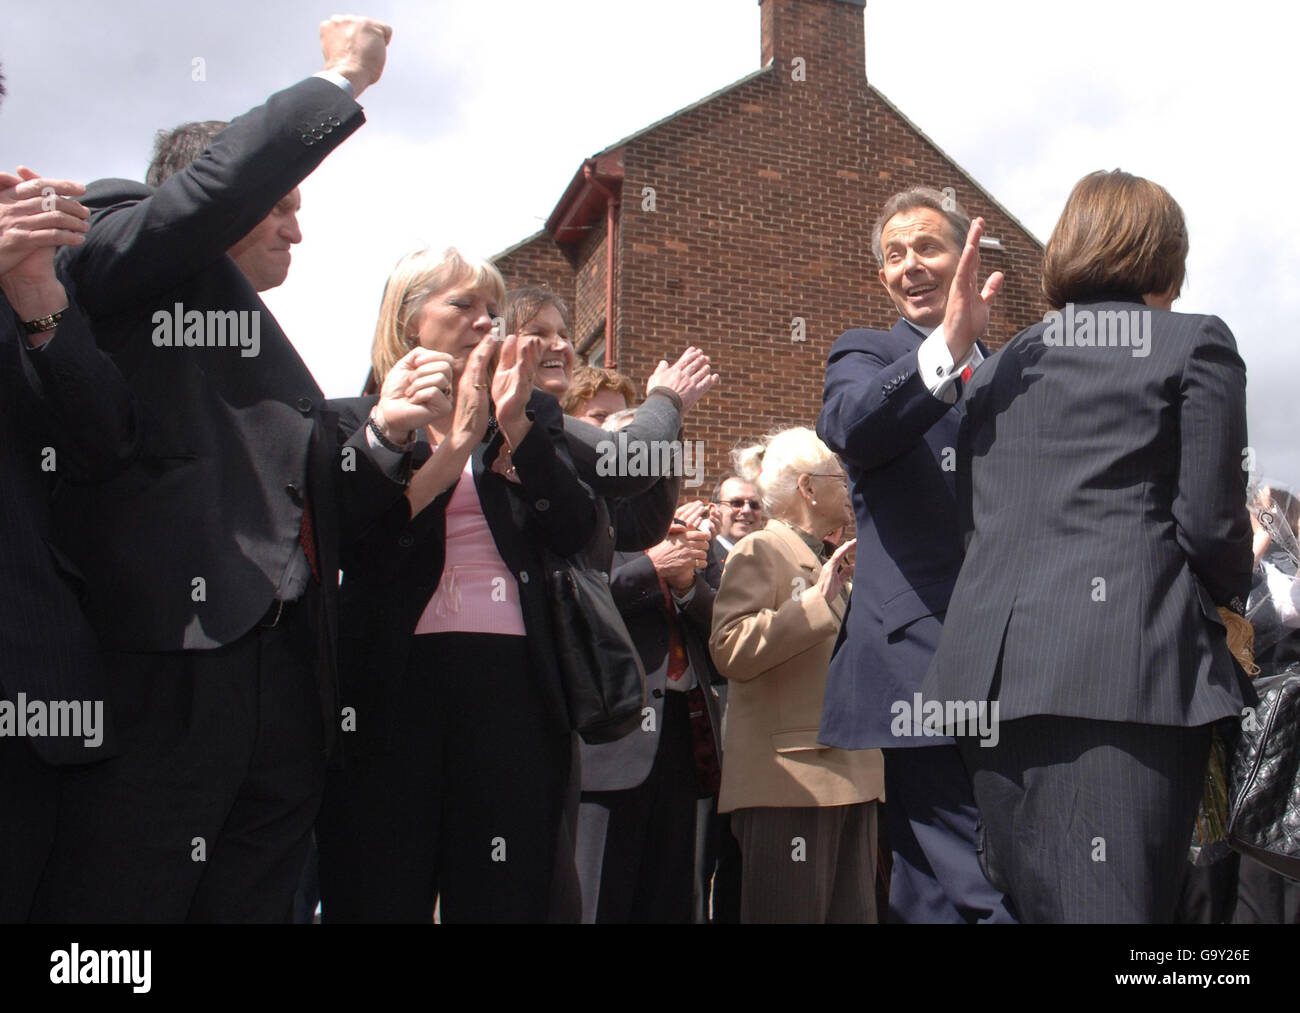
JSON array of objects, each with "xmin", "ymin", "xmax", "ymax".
[{"xmin": 583, "ymin": 161, "xmax": 620, "ymax": 368}]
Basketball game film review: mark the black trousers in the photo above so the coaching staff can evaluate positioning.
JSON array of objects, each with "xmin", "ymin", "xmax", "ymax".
[
  {"xmin": 959, "ymin": 715, "xmax": 1211, "ymax": 924},
  {"xmin": 0, "ymin": 735, "xmax": 59, "ymax": 922},
  {"xmin": 581, "ymin": 691, "xmax": 700, "ymax": 923},
  {"xmin": 31, "ymin": 595, "xmax": 325, "ymax": 923},
  {"xmin": 317, "ymin": 632, "xmax": 573, "ymax": 923}
]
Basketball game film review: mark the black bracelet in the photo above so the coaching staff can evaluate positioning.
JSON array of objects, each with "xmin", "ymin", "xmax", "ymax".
[
  {"xmin": 367, "ymin": 414, "xmax": 412, "ymax": 453},
  {"xmin": 21, "ymin": 307, "xmax": 68, "ymax": 335}
]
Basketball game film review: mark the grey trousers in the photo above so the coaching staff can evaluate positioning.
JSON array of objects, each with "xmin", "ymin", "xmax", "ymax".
[
  {"xmin": 731, "ymin": 801, "xmax": 878, "ymax": 923},
  {"xmin": 959, "ymin": 715, "xmax": 1211, "ymax": 924}
]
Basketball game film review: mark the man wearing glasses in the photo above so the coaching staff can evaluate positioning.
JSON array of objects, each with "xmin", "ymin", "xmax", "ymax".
[{"xmin": 711, "ymin": 475, "xmax": 764, "ymax": 557}]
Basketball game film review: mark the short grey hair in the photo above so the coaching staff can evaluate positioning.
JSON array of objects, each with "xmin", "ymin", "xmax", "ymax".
[{"xmin": 871, "ymin": 186, "xmax": 970, "ymax": 266}]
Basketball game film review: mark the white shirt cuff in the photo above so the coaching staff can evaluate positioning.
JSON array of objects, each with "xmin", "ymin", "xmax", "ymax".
[
  {"xmin": 313, "ymin": 70, "xmax": 355, "ymax": 100},
  {"xmin": 916, "ymin": 325, "xmax": 984, "ymax": 404}
]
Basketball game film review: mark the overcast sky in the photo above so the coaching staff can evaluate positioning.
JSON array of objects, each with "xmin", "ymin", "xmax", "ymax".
[{"xmin": 2, "ymin": 0, "xmax": 1295, "ymax": 483}]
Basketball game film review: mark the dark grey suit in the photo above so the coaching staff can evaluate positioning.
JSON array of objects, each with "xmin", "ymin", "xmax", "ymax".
[
  {"xmin": 1, "ymin": 292, "xmax": 133, "ymax": 921},
  {"xmin": 924, "ymin": 300, "xmax": 1254, "ymax": 922}
]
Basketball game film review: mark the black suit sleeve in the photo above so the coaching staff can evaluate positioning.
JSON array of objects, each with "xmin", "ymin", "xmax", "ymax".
[
  {"xmin": 13, "ymin": 296, "xmax": 137, "ymax": 482},
  {"xmin": 675, "ymin": 571, "xmax": 717, "ymax": 640},
  {"xmin": 610, "ymin": 551, "xmax": 664, "ymax": 616},
  {"xmin": 65, "ymin": 77, "xmax": 364, "ymax": 322},
  {"xmin": 817, "ymin": 332, "xmax": 950, "ymax": 471},
  {"xmin": 329, "ymin": 395, "xmax": 412, "ymax": 559},
  {"xmin": 1171, "ymin": 316, "xmax": 1253, "ymax": 607},
  {"xmin": 510, "ymin": 394, "xmax": 599, "ymax": 558},
  {"xmin": 613, "ymin": 475, "xmax": 681, "ymax": 552}
]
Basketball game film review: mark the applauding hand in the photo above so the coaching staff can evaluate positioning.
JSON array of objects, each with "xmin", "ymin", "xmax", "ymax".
[{"xmin": 647, "ymin": 347, "xmax": 720, "ymax": 413}]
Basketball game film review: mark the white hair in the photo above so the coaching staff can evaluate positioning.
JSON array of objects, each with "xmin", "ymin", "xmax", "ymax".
[{"xmin": 731, "ymin": 427, "xmax": 837, "ymax": 520}]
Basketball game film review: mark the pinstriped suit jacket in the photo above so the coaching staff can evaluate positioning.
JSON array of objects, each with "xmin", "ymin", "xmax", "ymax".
[{"xmin": 924, "ymin": 301, "xmax": 1254, "ymax": 726}]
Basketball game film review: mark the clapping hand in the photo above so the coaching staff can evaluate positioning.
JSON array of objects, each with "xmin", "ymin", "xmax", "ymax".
[
  {"xmin": 374, "ymin": 347, "xmax": 455, "ymax": 442},
  {"xmin": 814, "ymin": 538, "xmax": 857, "ymax": 603},
  {"xmin": 0, "ymin": 168, "xmax": 89, "ymax": 283},
  {"xmin": 648, "ymin": 524, "xmax": 711, "ymax": 591},
  {"xmin": 646, "ymin": 347, "xmax": 720, "ymax": 413},
  {"xmin": 675, "ymin": 499, "xmax": 719, "ymax": 539}
]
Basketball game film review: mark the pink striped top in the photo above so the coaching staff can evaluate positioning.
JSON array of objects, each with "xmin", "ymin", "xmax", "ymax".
[{"xmin": 414, "ymin": 457, "xmax": 526, "ymax": 637}]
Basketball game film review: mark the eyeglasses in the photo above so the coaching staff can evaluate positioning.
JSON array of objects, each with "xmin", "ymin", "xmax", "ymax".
[
  {"xmin": 808, "ymin": 473, "xmax": 848, "ymax": 485},
  {"xmin": 715, "ymin": 497, "xmax": 762, "ymax": 512}
]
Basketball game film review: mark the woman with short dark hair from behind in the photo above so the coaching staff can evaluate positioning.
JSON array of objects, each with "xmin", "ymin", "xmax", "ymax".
[{"xmin": 924, "ymin": 170, "xmax": 1253, "ymax": 923}]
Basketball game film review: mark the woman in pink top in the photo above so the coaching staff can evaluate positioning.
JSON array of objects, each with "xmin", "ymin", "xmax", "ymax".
[{"xmin": 318, "ymin": 248, "xmax": 598, "ymax": 923}]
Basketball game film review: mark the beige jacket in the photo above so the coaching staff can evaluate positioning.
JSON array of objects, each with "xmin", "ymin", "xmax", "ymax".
[{"xmin": 709, "ymin": 518, "xmax": 884, "ymax": 812}]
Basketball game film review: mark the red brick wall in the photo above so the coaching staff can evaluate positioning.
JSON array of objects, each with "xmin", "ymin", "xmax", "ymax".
[
  {"xmin": 493, "ymin": 231, "xmax": 576, "ymax": 318},
  {"xmin": 573, "ymin": 226, "xmax": 610, "ymax": 359},
  {"xmin": 496, "ymin": 0, "xmax": 1043, "ymax": 493}
]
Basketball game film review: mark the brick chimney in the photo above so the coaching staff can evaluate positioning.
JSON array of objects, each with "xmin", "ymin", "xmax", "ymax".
[{"xmin": 759, "ymin": 0, "xmax": 867, "ymax": 80}]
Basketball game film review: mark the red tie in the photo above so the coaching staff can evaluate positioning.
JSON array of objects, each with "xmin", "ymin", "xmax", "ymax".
[
  {"xmin": 298, "ymin": 500, "xmax": 320, "ymax": 583},
  {"xmin": 960, "ymin": 364, "xmax": 973, "ymax": 383}
]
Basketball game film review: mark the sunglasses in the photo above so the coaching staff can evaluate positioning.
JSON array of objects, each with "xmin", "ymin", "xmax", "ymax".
[{"xmin": 716, "ymin": 497, "xmax": 762, "ymax": 511}]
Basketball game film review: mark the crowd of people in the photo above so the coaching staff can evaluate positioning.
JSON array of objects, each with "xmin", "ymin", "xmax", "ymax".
[{"xmin": 1, "ymin": 15, "xmax": 1296, "ymax": 925}]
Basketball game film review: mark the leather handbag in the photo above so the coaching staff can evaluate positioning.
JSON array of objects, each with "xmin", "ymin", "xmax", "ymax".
[
  {"xmin": 546, "ymin": 555, "xmax": 646, "ymax": 745},
  {"xmin": 1227, "ymin": 664, "xmax": 1300, "ymax": 881}
]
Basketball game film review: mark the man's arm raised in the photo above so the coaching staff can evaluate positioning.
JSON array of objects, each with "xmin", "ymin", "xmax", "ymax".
[{"xmin": 65, "ymin": 16, "xmax": 391, "ymax": 316}]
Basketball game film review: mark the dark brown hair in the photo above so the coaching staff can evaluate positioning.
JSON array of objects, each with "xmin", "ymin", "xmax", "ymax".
[
  {"xmin": 1041, "ymin": 169, "xmax": 1188, "ymax": 308},
  {"xmin": 503, "ymin": 286, "xmax": 572, "ymax": 337},
  {"xmin": 146, "ymin": 120, "xmax": 229, "ymax": 187}
]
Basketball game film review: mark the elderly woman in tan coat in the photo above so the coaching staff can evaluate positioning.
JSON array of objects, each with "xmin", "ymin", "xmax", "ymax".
[{"xmin": 710, "ymin": 427, "xmax": 884, "ymax": 923}]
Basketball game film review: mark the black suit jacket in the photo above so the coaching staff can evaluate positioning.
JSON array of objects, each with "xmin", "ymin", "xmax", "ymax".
[
  {"xmin": 333, "ymin": 390, "xmax": 598, "ymax": 758},
  {"xmin": 50, "ymin": 78, "xmax": 409, "ymax": 752},
  {"xmin": 924, "ymin": 302, "xmax": 1254, "ymax": 725},
  {"xmin": 579, "ymin": 543, "xmax": 723, "ymax": 792},
  {"xmin": 0, "ymin": 293, "xmax": 134, "ymax": 762},
  {"xmin": 816, "ymin": 318, "xmax": 976, "ymax": 748}
]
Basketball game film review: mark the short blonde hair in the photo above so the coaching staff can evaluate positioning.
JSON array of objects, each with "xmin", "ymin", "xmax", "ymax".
[
  {"xmin": 369, "ymin": 248, "xmax": 506, "ymax": 388},
  {"xmin": 732, "ymin": 427, "xmax": 837, "ymax": 520}
]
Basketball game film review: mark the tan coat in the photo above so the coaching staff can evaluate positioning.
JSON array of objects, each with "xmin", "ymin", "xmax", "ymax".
[{"xmin": 710, "ymin": 519, "xmax": 884, "ymax": 812}]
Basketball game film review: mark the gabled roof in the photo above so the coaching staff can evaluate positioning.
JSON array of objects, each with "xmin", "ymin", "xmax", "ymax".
[
  {"xmin": 502, "ymin": 61, "xmax": 1042, "ymax": 256},
  {"xmin": 867, "ymin": 84, "xmax": 1044, "ymax": 248}
]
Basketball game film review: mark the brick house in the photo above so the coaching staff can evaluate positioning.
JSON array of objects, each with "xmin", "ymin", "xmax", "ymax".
[{"xmin": 493, "ymin": 0, "xmax": 1044, "ymax": 490}]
